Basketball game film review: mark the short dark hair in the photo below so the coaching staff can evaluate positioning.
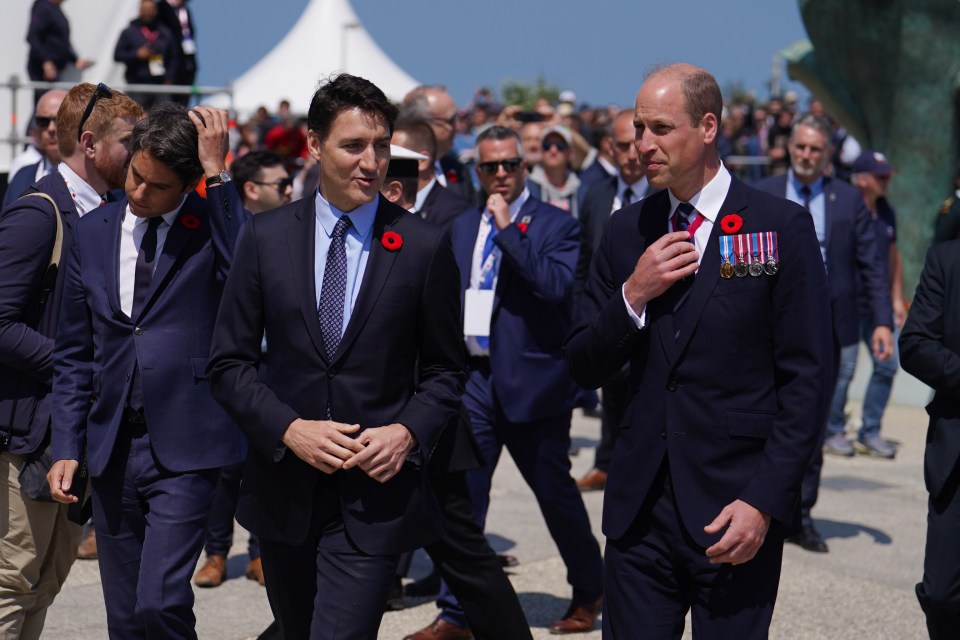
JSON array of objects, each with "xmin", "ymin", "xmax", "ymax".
[
  {"xmin": 230, "ymin": 150, "xmax": 284, "ymax": 197},
  {"xmin": 307, "ymin": 74, "xmax": 398, "ymax": 143},
  {"xmin": 475, "ymin": 125, "xmax": 524, "ymax": 160},
  {"xmin": 648, "ymin": 64, "xmax": 723, "ymax": 128},
  {"xmin": 131, "ymin": 103, "xmax": 202, "ymax": 186}
]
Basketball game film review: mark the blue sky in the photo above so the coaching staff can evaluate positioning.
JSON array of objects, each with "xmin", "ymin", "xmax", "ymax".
[{"xmin": 192, "ymin": 0, "xmax": 810, "ymax": 108}]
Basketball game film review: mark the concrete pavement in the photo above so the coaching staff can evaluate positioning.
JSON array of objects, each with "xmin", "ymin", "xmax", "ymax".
[{"xmin": 43, "ymin": 397, "xmax": 931, "ymax": 639}]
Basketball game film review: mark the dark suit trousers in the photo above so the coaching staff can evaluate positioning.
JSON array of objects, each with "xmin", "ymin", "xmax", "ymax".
[
  {"xmin": 594, "ymin": 371, "xmax": 630, "ymax": 472},
  {"xmin": 917, "ymin": 472, "xmax": 960, "ymax": 640},
  {"xmin": 91, "ymin": 423, "xmax": 219, "ymax": 640},
  {"xmin": 437, "ymin": 364, "xmax": 603, "ymax": 626},
  {"xmin": 422, "ymin": 471, "xmax": 531, "ymax": 640},
  {"xmin": 258, "ymin": 483, "xmax": 399, "ymax": 640},
  {"xmin": 604, "ymin": 462, "xmax": 783, "ymax": 640},
  {"xmin": 203, "ymin": 460, "xmax": 259, "ymax": 559}
]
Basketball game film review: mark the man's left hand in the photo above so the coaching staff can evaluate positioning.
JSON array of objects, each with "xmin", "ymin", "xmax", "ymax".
[
  {"xmin": 703, "ymin": 499, "xmax": 771, "ymax": 565},
  {"xmin": 188, "ymin": 106, "xmax": 230, "ymax": 179},
  {"xmin": 871, "ymin": 325, "xmax": 894, "ymax": 361},
  {"xmin": 341, "ymin": 423, "xmax": 415, "ymax": 483}
]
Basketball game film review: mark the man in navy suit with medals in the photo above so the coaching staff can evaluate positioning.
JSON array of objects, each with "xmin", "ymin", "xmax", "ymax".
[{"xmin": 566, "ymin": 64, "xmax": 833, "ymax": 638}]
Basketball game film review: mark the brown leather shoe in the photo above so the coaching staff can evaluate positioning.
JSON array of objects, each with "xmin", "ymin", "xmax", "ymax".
[
  {"xmin": 245, "ymin": 557, "xmax": 265, "ymax": 586},
  {"xmin": 576, "ymin": 468, "xmax": 607, "ymax": 492},
  {"xmin": 548, "ymin": 596, "xmax": 603, "ymax": 634},
  {"xmin": 193, "ymin": 555, "xmax": 227, "ymax": 588},
  {"xmin": 402, "ymin": 617, "xmax": 473, "ymax": 640},
  {"xmin": 76, "ymin": 526, "xmax": 98, "ymax": 560}
]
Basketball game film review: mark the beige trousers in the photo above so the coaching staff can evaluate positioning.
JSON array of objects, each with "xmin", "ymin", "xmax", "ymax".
[{"xmin": 0, "ymin": 451, "xmax": 82, "ymax": 640}]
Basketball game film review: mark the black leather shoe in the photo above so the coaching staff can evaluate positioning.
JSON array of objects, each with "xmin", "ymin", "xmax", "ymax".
[
  {"xmin": 405, "ymin": 569, "xmax": 441, "ymax": 597},
  {"xmin": 386, "ymin": 576, "xmax": 406, "ymax": 611},
  {"xmin": 786, "ymin": 524, "xmax": 829, "ymax": 553}
]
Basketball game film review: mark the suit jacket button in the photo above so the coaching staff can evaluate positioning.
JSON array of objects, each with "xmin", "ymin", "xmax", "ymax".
[
  {"xmin": 667, "ymin": 380, "xmax": 677, "ymax": 391},
  {"xmin": 134, "ymin": 327, "xmax": 143, "ymax": 335},
  {"xmin": 660, "ymin": 429, "xmax": 667, "ymax": 439}
]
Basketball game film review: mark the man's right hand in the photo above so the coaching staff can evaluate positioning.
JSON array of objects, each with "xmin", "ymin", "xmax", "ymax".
[
  {"xmin": 281, "ymin": 418, "xmax": 364, "ymax": 474},
  {"xmin": 622, "ymin": 231, "xmax": 700, "ymax": 315},
  {"xmin": 47, "ymin": 460, "xmax": 80, "ymax": 504}
]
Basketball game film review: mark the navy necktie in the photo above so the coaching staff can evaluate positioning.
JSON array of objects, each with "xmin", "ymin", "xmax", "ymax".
[
  {"xmin": 800, "ymin": 185, "xmax": 812, "ymax": 211},
  {"xmin": 622, "ymin": 187, "xmax": 635, "ymax": 207},
  {"xmin": 673, "ymin": 202, "xmax": 695, "ymax": 238},
  {"xmin": 128, "ymin": 216, "xmax": 162, "ymax": 412},
  {"xmin": 318, "ymin": 215, "xmax": 353, "ymax": 362}
]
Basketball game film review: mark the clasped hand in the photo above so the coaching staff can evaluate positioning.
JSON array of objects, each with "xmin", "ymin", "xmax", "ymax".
[{"xmin": 282, "ymin": 418, "xmax": 414, "ymax": 483}]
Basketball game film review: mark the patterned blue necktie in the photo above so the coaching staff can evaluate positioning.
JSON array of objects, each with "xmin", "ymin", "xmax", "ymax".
[
  {"xmin": 318, "ymin": 215, "xmax": 353, "ymax": 362},
  {"xmin": 475, "ymin": 217, "xmax": 499, "ymax": 350},
  {"xmin": 673, "ymin": 201, "xmax": 695, "ymax": 238}
]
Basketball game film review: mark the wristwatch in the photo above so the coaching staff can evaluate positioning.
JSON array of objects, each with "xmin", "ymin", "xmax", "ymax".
[{"xmin": 205, "ymin": 171, "xmax": 231, "ymax": 188}]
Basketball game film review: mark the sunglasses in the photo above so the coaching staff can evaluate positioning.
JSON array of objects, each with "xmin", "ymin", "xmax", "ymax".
[
  {"xmin": 477, "ymin": 158, "xmax": 523, "ymax": 176},
  {"xmin": 252, "ymin": 177, "xmax": 294, "ymax": 191},
  {"xmin": 77, "ymin": 83, "xmax": 113, "ymax": 142},
  {"xmin": 542, "ymin": 140, "xmax": 570, "ymax": 152},
  {"xmin": 34, "ymin": 115, "xmax": 55, "ymax": 130},
  {"xmin": 431, "ymin": 113, "xmax": 459, "ymax": 127}
]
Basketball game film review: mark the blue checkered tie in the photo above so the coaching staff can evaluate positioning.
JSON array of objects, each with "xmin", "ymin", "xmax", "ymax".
[
  {"xmin": 673, "ymin": 202, "xmax": 695, "ymax": 237},
  {"xmin": 318, "ymin": 216, "xmax": 353, "ymax": 362}
]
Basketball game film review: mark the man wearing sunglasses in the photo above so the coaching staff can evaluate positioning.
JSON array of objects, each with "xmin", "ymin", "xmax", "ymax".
[
  {"xmin": 3, "ymin": 90, "xmax": 66, "ymax": 209},
  {"xmin": 422, "ymin": 125, "xmax": 604, "ymax": 638},
  {"xmin": 232, "ymin": 150, "xmax": 293, "ymax": 215},
  {"xmin": 0, "ymin": 82, "xmax": 142, "ymax": 639}
]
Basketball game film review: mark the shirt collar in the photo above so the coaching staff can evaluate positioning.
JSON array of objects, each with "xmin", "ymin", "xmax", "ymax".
[
  {"xmin": 617, "ymin": 174, "xmax": 648, "ymax": 199},
  {"xmin": 788, "ymin": 169, "xmax": 824, "ymax": 196},
  {"xmin": 125, "ymin": 195, "xmax": 186, "ymax": 228},
  {"xmin": 413, "ymin": 177, "xmax": 437, "ymax": 214},
  {"xmin": 483, "ymin": 187, "xmax": 530, "ymax": 224},
  {"xmin": 314, "ymin": 189, "xmax": 378, "ymax": 240},
  {"xmin": 596, "ymin": 156, "xmax": 617, "ymax": 176},
  {"xmin": 666, "ymin": 162, "xmax": 731, "ymax": 224},
  {"xmin": 58, "ymin": 162, "xmax": 102, "ymax": 217}
]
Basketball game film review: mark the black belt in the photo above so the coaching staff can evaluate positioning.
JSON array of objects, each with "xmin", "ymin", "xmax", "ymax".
[{"xmin": 123, "ymin": 406, "xmax": 146, "ymax": 424}]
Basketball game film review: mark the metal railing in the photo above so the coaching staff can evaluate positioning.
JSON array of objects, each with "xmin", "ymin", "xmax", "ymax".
[{"xmin": 2, "ymin": 75, "xmax": 234, "ymax": 165}]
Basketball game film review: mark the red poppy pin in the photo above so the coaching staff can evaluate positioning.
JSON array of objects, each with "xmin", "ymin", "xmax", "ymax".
[
  {"xmin": 180, "ymin": 213, "xmax": 201, "ymax": 229},
  {"xmin": 445, "ymin": 169, "xmax": 459, "ymax": 184},
  {"xmin": 516, "ymin": 222, "xmax": 528, "ymax": 234},
  {"xmin": 720, "ymin": 213, "xmax": 743, "ymax": 235},
  {"xmin": 381, "ymin": 230, "xmax": 403, "ymax": 251}
]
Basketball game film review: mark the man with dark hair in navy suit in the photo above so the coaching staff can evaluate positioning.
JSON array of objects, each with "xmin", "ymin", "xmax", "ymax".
[
  {"xmin": 47, "ymin": 103, "xmax": 247, "ymax": 639},
  {"xmin": 207, "ymin": 73, "xmax": 466, "ymax": 640},
  {"xmin": 566, "ymin": 63, "xmax": 833, "ymax": 638},
  {"xmin": 755, "ymin": 113, "xmax": 893, "ymax": 553},
  {"xmin": 421, "ymin": 125, "xmax": 604, "ymax": 638}
]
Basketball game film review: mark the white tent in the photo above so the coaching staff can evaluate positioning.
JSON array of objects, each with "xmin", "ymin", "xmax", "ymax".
[{"xmin": 226, "ymin": 0, "xmax": 419, "ymax": 117}]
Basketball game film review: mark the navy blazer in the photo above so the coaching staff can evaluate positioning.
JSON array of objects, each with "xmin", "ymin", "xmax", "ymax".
[
  {"xmin": 576, "ymin": 160, "xmax": 615, "ymax": 209},
  {"xmin": 900, "ymin": 240, "xmax": 960, "ymax": 501},
  {"xmin": 0, "ymin": 172, "xmax": 77, "ymax": 454},
  {"xmin": 754, "ymin": 174, "xmax": 892, "ymax": 346},
  {"xmin": 419, "ymin": 181, "xmax": 471, "ymax": 228},
  {"xmin": 207, "ymin": 196, "xmax": 465, "ymax": 554},
  {"xmin": 566, "ymin": 177, "xmax": 834, "ymax": 548},
  {"xmin": 2, "ymin": 162, "xmax": 42, "ymax": 210},
  {"xmin": 451, "ymin": 196, "xmax": 580, "ymax": 423},
  {"xmin": 439, "ymin": 153, "xmax": 477, "ymax": 205},
  {"xmin": 51, "ymin": 185, "xmax": 249, "ymax": 476}
]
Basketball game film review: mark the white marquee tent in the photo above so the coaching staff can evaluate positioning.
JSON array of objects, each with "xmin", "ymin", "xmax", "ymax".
[{"xmin": 0, "ymin": 0, "xmax": 418, "ymax": 171}]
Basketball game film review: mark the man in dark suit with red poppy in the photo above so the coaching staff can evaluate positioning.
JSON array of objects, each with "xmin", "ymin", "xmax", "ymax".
[
  {"xmin": 565, "ymin": 64, "xmax": 833, "ymax": 638},
  {"xmin": 47, "ymin": 103, "xmax": 248, "ymax": 639},
  {"xmin": 206, "ymin": 74, "xmax": 466, "ymax": 640}
]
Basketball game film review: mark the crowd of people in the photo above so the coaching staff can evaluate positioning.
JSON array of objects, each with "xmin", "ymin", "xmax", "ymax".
[{"xmin": 2, "ymin": 6, "xmax": 959, "ymax": 639}]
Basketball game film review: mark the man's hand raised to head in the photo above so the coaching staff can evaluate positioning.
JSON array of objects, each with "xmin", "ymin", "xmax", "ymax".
[
  {"xmin": 342, "ymin": 423, "xmax": 415, "ymax": 484},
  {"xmin": 188, "ymin": 106, "xmax": 230, "ymax": 179},
  {"xmin": 622, "ymin": 231, "xmax": 699, "ymax": 316},
  {"xmin": 281, "ymin": 418, "xmax": 364, "ymax": 474}
]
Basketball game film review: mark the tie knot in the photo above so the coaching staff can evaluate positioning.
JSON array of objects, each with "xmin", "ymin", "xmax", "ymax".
[
  {"xmin": 800, "ymin": 185, "xmax": 812, "ymax": 197},
  {"xmin": 623, "ymin": 187, "xmax": 634, "ymax": 203},
  {"xmin": 332, "ymin": 215, "xmax": 353, "ymax": 240},
  {"xmin": 144, "ymin": 217, "xmax": 163, "ymax": 231},
  {"xmin": 676, "ymin": 202, "xmax": 695, "ymax": 218}
]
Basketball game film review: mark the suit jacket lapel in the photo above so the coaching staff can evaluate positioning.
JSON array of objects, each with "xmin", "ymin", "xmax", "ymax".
[
  {"xmin": 671, "ymin": 179, "xmax": 749, "ymax": 362},
  {"xmin": 287, "ymin": 197, "xmax": 327, "ymax": 362},
  {"xmin": 822, "ymin": 176, "xmax": 835, "ymax": 254},
  {"xmin": 135, "ymin": 194, "xmax": 200, "ymax": 321},
  {"xmin": 493, "ymin": 197, "xmax": 537, "ymax": 308},
  {"xmin": 637, "ymin": 195, "xmax": 676, "ymax": 364},
  {"xmin": 334, "ymin": 200, "xmax": 402, "ymax": 363},
  {"xmin": 101, "ymin": 202, "xmax": 126, "ymax": 319}
]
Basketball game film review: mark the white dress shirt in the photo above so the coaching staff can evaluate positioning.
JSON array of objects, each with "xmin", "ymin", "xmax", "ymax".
[
  {"xmin": 613, "ymin": 175, "xmax": 650, "ymax": 213},
  {"xmin": 58, "ymin": 162, "xmax": 101, "ymax": 217},
  {"xmin": 622, "ymin": 163, "xmax": 733, "ymax": 329}
]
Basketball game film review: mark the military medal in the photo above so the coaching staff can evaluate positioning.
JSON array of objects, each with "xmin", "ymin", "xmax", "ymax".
[
  {"xmin": 748, "ymin": 233, "xmax": 764, "ymax": 277},
  {"xmin": 763, "ymin": 231, "xmax": 780, "ymax": 275},
  {"xmin": 719, "ymin": 235, "xmax": 734, "ymax": 279},
  {"xmin": 734, "ymin": 235, "xmax": 749, "ymax": 277}
]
